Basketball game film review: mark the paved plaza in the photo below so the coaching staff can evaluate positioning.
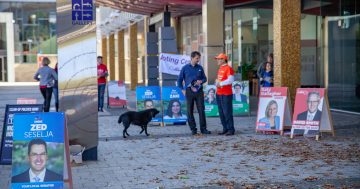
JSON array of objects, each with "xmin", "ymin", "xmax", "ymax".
[{"xmin": 1, "ymin": 84, "xmax": 360, "ymax": 189}]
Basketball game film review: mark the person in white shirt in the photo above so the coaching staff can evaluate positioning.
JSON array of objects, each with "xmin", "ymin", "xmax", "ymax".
[{"xmin": 12, "ymin": 139, "xmax": 62, "ymax": 183}]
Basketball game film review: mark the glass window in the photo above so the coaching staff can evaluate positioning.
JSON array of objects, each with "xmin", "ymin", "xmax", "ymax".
[{"xmin": 4, "ymin": 2, "xmax": 56, "ymax": 64}]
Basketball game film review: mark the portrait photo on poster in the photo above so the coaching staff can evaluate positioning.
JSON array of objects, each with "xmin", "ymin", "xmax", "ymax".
[
  {"xmin": 232, "ymin": 81, "xmax": 249, "ymax": 103},
  {"xmin": 295, "ymin": 90, "xmax": 324, "ymax": 122},
  {"xmin": 163, "ymin": 99, "xmax": 187, "ymax": 120},
  {"xmin": 257, "ymin": 98, "xmax": 285, "ymax": 131},
  {"xmin": 205, "ymin": 86, "xmax": 217, "ymax": 105},
  {"xmin": 11, "ymin": 139, "xmax": 64, "ymax": 183}
]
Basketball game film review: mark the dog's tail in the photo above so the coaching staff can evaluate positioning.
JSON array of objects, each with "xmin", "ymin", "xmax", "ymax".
[{"xmin": 118, "ymin": 114, "xmax": 123, "ymax": 124}]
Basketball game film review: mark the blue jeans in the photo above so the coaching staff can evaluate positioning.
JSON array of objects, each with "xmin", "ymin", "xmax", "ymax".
[
  {"xmin": 98, "ymin": 84, "xmax": 106, "ymax": 110},
  {"xmin": 53, "ymin": 87, "xmax": 59, "ymax": 104},
  {"xmin": 216, "ymin": 94, "xmax": 235, "ymax": 133}
]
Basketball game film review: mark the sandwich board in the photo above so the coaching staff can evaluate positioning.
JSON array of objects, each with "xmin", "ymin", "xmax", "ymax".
[
  {"xmin": 107, "ymin": 80, "xmax": 127, "ymax": 108},
  {"xmin": 291, "ymin": 88, "xmax": 335, "ymax": 140},
  {"xmin": 255, "ymin": 87, "xmax": 292, "ymax": 135},
  {"xmin": 204, "ymin": 85, "xmax": 219, "ymax": 117},
  {"xmin": 0, "ymin": 104, "xmax": 43, "ymax": 165},
  {"xmin": 232, "ymin": 80, "xmax": 250, "ymax": 116},
  {"xmin": 136, "ymin": 86, "xmax": 162, "ymax": 123},
  {"xmin": 11, "ymin": 112, "xmax": 73, "ymax": 189}
]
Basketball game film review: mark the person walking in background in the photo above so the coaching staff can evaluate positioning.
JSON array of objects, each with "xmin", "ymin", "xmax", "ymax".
[
  {"xmin": 97, "ymin": 56, "xmax": 108, "ymax": 112},
  {"xmin": 177, "ymin": 51, "xmax": 211, "ymax": 135},
  {"xmin": 34, "ymin": 57, "xmax": 57, "ymax": 112},
  {"xmin": 257, "ymin": 53, "xmax": 274, "ymax": 87},
  {"xmin": 53, "ymin": 63, "xmax": 59, "ymax": 112},
  {"xmin": 215, "ymin": 53, "xmax": 235, "ymax": 136},
  {"xmin": 260, "ymin": 62, "xmax": 274, "ymax": 87}
]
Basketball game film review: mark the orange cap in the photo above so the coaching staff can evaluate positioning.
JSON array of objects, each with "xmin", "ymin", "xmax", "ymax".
[{"xmin": 214, "ymin": 53, "xmax": 228, "ymax": 61}]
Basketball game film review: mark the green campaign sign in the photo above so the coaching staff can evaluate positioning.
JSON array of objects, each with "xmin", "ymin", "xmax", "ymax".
[
  {"xmin": 232, "ymin": 80, "xmax": 250, "ymax": 115},
  {"xmin": 204, "ymin": 85, "xmax": 219, "ymax": 117}
]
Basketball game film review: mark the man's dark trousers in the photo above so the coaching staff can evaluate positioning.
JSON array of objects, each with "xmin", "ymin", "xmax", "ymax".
[
  {"xmin": 216, "ymin": 94, "xmax": 235, "ymax": 133},
  {"xmin": 186, "ymin": 88, "xmax": 206, "ymax": 133}
]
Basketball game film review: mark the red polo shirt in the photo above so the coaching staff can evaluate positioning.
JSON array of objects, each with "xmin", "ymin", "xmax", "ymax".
[
  {"xmin": 97, "ymin": 63, "xmax": 108, "ymax": 85},
  {"xmin": 216, "ymin": 64, "xmax": 234, "ymax": 95}
]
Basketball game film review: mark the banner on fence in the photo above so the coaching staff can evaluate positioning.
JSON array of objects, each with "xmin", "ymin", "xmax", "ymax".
[{"xmin": 159, "ymin": 53, "xmax": 191, "ymax": 76}]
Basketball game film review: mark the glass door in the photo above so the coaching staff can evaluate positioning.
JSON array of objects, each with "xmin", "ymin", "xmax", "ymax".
[{"xmin": 327, "ymin": 14, "xmax": 360, "ymax": 112}]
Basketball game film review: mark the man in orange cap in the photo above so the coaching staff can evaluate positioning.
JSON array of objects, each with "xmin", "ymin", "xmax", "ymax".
[{"xmin": 215, "ymin": 53, "xmax": 235, "ymax": 135}]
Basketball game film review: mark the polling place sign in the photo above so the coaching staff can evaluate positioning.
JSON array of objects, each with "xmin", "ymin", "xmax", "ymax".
[
  {"xmin": 0, "ymin": 104, "xmax": 43, "ymax": 165},
  {"xmin": 159, "ymin": 53, "xmax": 190, "ymax": 75}
]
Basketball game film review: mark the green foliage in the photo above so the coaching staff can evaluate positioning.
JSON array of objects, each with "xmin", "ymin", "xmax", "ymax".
[{"xmin": 241, "ymin": 63, "xmax": 256, "ymax": 80}]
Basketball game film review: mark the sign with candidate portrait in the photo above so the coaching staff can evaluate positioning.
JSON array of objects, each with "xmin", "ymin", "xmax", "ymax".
[
  {"xmin": 11, "ymin": 113, "xmax": 65, "ymax": 189},
  {"xmin": 232, "ymin": 80, "xmax": 250, "ymax": 115},
  {"xmin": 291, "ymin": 88, "xmax": 334, "ymax": 138},
  {"xmin": 108, "ymin": 80, "xmax": 127, "ymax": 107},
  {"xmin": 204, "ymin": 85, "xmax": 219, "ymax": 117},
  {"xmin": 136, "ymin": 86, "xmax": 162, "ymax": 122},
  {"xmin": 0, "ymin": 104, "xmax": 43, "ymax": 165},
  {"xmin": 256, "ymin": 87, "xmax": 292, "ymax": 133},
  {"xmin": 162, "ymin": 87, "xmax": 187, "ymax": 123}
]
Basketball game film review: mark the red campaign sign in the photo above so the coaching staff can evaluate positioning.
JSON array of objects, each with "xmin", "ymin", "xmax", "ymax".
[
  {"xmin": 292, "ymin": 88, "xmax": 325, "ymax": 129},
  {"xmin": 108, "ymin": 80, "xmax": 127, "ymax": 107},
  {"xmin": 256, "ymin": 87, "xmax": 289, "ymax": 132}
]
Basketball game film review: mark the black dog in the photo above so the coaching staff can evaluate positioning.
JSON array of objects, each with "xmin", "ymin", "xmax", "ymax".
[{"xmin": 118, "ymin": 108, "xmax": 160, "ymax": 138}]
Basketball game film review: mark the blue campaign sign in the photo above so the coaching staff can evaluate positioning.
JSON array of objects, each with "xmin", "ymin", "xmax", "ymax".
[
  {"xmin": 72, "ymin": 0, "xmax": 93, "ymax": 24},
  {"xmin": 162, "ymin": 87, "xmax": 187, "ymax": 123},
  {"xmin": 11, "ymin": 113, "xmax": 65, "ymax": 189},
  {"xmin": 136, "ymin": 86, "xmax": 162, "ymax": 122},
  {"xmin": 0, "ymin": 104, "xmax": 43, "ymax": 165}
]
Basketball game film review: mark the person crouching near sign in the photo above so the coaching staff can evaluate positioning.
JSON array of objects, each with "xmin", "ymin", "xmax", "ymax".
[
  {"xmin": 34, "ymin": 57, "xmax": 57, "ymax": 112},
  {"xmin": 215, "ymin": 53, "xmax": 235, "ymax": 136},
  {"xmin": 12, "ymin": 139, "xmax": 62, "ymax": 183}
]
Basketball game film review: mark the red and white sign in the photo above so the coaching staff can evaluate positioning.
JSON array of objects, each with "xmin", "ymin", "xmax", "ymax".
[
  {"xmin": 16, "ymin": 98, "xmax": 37, "ymax": 104},
  {"xmin": 292, "ymin": 88, "xmax": 326, "ymax": 136},
  {"xmin": 108, "ymin": 80, "xmax": 127, "ymax": 107},
  {"xmin": 256, "ymin": 87, "xmax": 291, "ymax": 132}
]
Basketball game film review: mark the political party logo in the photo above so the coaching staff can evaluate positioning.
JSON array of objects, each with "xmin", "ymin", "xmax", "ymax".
[{"xmin": 72, "ymin": 0, "xmax": 93, "ymax": 25}]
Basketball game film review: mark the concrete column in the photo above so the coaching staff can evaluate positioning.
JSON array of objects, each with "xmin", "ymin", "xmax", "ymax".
[
  {"xmin": 273, "ymin": 0, "xmax": 301, "ymax": 105},
  {"xmin": 101, "ymin": 37, "xmax": 107, "ymax": 66},
  {"xmin": 117, "ymin": 30, "xmax": 125, "ymax": 81},
  {"xmin": 202, "ymin": 0, "xmax": 224, "ymax": 83},
  {"xmin": 129, "ymin": 23, "xmax": 138, "ymax": 90},
  {"xmin": 108, "ymin": 33, "xmax": 115, "ymax": 80}
]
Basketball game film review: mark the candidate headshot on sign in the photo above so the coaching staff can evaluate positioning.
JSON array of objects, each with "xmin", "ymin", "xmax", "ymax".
[
  {"xmin": 232, "ymin": 83, "xmax": 247, "ymax": 103},
  {"xmin": 12, "ymin": 138, "xmax": 63, "ymax": 183},
  {"xmin": 164, "ymin": 99, "xmax": 187, "ymax": 119},
  {"xmin": 258, "ymin": 100, "xmax": 280, "ymax": 130},
  {"xmin": 297, "ymin": 91, "xmax": 322, "ymax": 121},
  {"xmin": 205, "ymin": 88, "xmax": 217, "ymax": 105}
]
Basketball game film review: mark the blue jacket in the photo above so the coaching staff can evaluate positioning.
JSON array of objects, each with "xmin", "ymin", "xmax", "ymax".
[
  {"xmin": 177, "ymin": 64, "xmax": 207, "ymax": 90},
  {"xmin": 258, "ymin": 116, "xmax": 280, "ymax": 130}
]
